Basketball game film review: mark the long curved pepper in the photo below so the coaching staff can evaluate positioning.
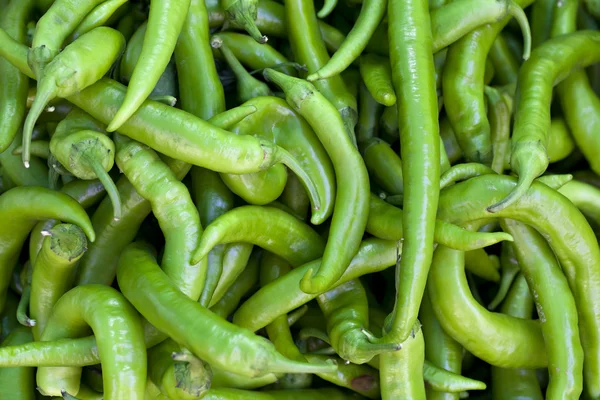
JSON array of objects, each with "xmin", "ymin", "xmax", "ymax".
[
  {"xmin": 488, "ymin": 30, "xmax": 600, "ymax": 213},
  {"xmin": 263, "ymin": 68, "xmax": 369, "ymax": 295},
  {"xmin": 117, "ymin": 243, "xmax": 338, "ymax": 378},
  {"xmin": 27, "ymin": 0, "xmax": 106, "ymax": 77},
  {"xmin": 316, "ymin": 279, "xmax": 400, "ymax": 364},
  {"xmin": 36, "ymin": 285, "xmax": 146, "ymax": 399},
  {"xmin": 23, "ymin": 27, "xmax": 125, "ymax": 168},
  {"xmin": 0, "ymin": 187, "xmax": 94, "ymax": 313},
  {"xmin": 106, "ymin": 0, "xmax": 192, "ymax": 132},
  {"xmin": 192, "ymin": 205, "xmax": 324, "ymax": 267},
  {"xmin": 308, "ymin": 0, "xmax": 386, "ymax": 80},
  {"xmin": 221, "ymin": 0, "xmax": 267, "ymax": 43},
  {"xmin": 49, "ymin": 109, "xmax": 122, "ymax": 220}
]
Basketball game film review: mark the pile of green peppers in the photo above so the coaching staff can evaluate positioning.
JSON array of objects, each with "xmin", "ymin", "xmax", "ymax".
[{"xmin": 0, "ymin": 0, "xmax": 600, "ymax": 398}]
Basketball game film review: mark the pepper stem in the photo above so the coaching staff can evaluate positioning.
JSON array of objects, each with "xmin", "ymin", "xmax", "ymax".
[
  {"xmin": 22, "ymin": 79, "xmax": 57, "ymax": 168},
  {"xmin": 507, "ymin": 1, "xmax": 532, "ymax": 60},
  {"xmin": 225, "ymin": 0, "xmax": 267, "ymax": 44},
  {"xmin": 17, "ymin": 284, "xmax": 36, "ymax": 327},
  {"xmin": 298, "ymin": 327, "xmax": 331, "ymax": 344},
  {"xmin": 82, "ymin": 153, "xmax": 122, "ymax": 221},
  {"xmin": 317, "ymin": 0, "xmax": 338, "ymax": 18}
]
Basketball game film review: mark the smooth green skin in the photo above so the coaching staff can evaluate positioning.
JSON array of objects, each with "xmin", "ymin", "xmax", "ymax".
[
  {"xmin": 531, "ymin": 0, "xmax": 556, "ymax": 48},
  {"xmin": 209, "ymin": 106, "xmax": 257, "ymax": 128},
  {"xmin": 74, "ymin": 111, "xmax": 241, "ymax": 288},
  {"xmin": 68, "ymin": 0, "xmax": 129, "ymax": 42},
  {"xmin": 0, "ymin": 187, "xmax": 94, "ymax": 313},
  {"xmin": 175, "ymin": 0, "xmax": 226, "ymax": 120},
  {"xmin": 24, "ymin": 27, "xmax": 125, "ymax": 167},
  {"xmin": 36, "ymin": 285, "xmax": 146, "ymax": 399},
  {"xmin": 318, "ymin": 279, "xmax": 399, "ymax": 364},
  {"xmin": 304, "ymin": 354, "xmax": 380, "ymax": 399},
  {"xmin": 307, "ymin": 0, "xmax": 387, "ymax": 81},
  {"xmin": 209, "ymin": 243, "xmax": 254, "ymax": 308},
  {"xmin": 439, "ymin": 117, "xmax": 462, "ymax": 164},
  {"xmin": 501, "ymin": 220, "xmax": 583, "ymax": 399},
  {"xmin": 490, "ymin": 273, "xmax": 544, "ymax": 400},
  {"xmin": 464, "ymin": 249, "xmax": 500, "ymax": 282},
  {"xmin": 233, "ymin": 238, "xmax": 400, "ymax": 332},
  {"xmin": 117, "ymin": 244, "xmax": 337, "ymax": 378},
  {"xmin": 148, "ymin": 339, "xmax": 212, "ymax": 400},
  {"xmin": 194, "ymin": 205, "xmax": 324, "ymax": 267},
  {"xmin": 261, "ymin": 252, "xmax": 312, "ymax": 390},
  {"xmin": 489, "ymin": 34, "xmax": 520, "ymax": 85},
  {"xmin": 438, "ymin": 175, "xmax": 600, "ymax": 381},
  {"xmin": 359, "ymin": 54, "xmax": 396, "ymax": 107},
  {"xmin": 428, "ymin": 245, "xmax": 547, "ymax": 368},
  {"xmin": 420, "ymin": 293, "xmax": 462, "ymax": 400},
  {"xmin": 284, "ymin": 0, "xmax": 358, "ymax": 134},
  {"xmin": 0, "ymin": 327, "xmax": 35, "ymax": 400},
  {"xmin": 31, "ymin": 224, "xmax": 87, "ymax": 341},
  {"xmin": 192, "ymin": 167, "xmax": 236, "ymax": 307},
  {"xmin": 115, "ymin": 133, "xmax": 205, "ymax": 301},
  {"xmin": 280, "ymin": 171, "xmax": 310, "ymax": 221},
  {"xmin": 485, "ymin": 85, "xmax": 511, "ymax": 174},
  {"xmin": 28, "ymin": 0, "xmax": 105, "ymax": 77},
  {"xmin": 264, "ymin": 69, "xmax": 369, "ymax": 294},
  {"xmin": 380, "ymin": 323, "xmax": 426, "ymax": 400},
  {"xmin": 201, "ymin": 388, "xmax": 357, "ymax": 399},
  {"xmin": 213, "ymin": 37, "xmax": 272, "ymax": 103},
  {"xmin": 356, "ymin": 81, "xmax": 383, "ymax": 144},
  {"xmin": 362, "ymin": 138, "xmax": 403, "ymax": 195},
  {"xmin": 229, "ymin": 96, "xmax": 336, "ymax": 223},
  {"xmin": 0, "ymin": 0, "xmax": 35, "ymax": 154},
  {"xmin": 366, "ymin": 194, "xmax": 513, "ymax": 251},
  {"xmin": 547, "ymin": 118, "xmax": 575, "ymax": 162},
  {"xmin": 210, "ymin": 251, "xmax": 260, "ymax": 318},
  {"xmin": 439, "ymin": 163, "xmax": 496, "ymax": 189},
  {"xmin": 0, "ymin": 131, "xmax": 49, "ymax": 188},
  {"xmin": 559, "ymin": 180, "xmax": 600, "ymax": 226},
  {"xmin": 380, "ymin": 0, "xmax": 439, "ymax": 345},
  {"xmin": 68, "ymin": 78, "xmax": 312, "ymax": 177},
  {"xmin": 212, "ymin": 32, "xmax": 296, "ymax": 77},
  {"xmin": 494, "ymin": 31, "xmax": 600, "ymax": 213},
  {"xmin": 212, "ymin": 368, "xmax": 278, "ymax": 390},
  {"xmin": 49, "ymin": 109, "xmax": 114, "ymax": 179},
  {"xmin": 107, "ymin": 0, "xmax": 191, "ymax": 132},
  {"xmin": 120, "ymin": 22, "xmax": 179, "ymax": 99}
]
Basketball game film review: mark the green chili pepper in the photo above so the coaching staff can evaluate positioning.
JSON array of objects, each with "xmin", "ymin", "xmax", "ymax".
[
  {"xmin": 489, "ymin": 31, "xmax": 600, "ymax": 212},
  {"xmin": 489, "ymin": 34, "xmax": 520, "ymax": 85},
  {"xmin": 212, "ymin": 368, "xmax": 277, "ymax": 390},
  {"xmin": 0, "ymin": 187, "xmax": 94, "ymax": 313},
  {"xmin": 107, "ymin": 0, "xmax": 192, "ymax": 132},
  {"xmin": 234, "ymin": 238, "xmax": 399, "ymax": 332},
  {"xmin": 283, "ymin": 0, "xmax": 358, "ymax": 136},
  {"xmin": 28, "ymin": 0, "xmax": 106, "ymax": 77},
  {"xmin": 263, "ymin": 68, "xmax": 368, "ymax": 294},
  {"xmin": 380, "ymin": 322, "xmax": 426, "ymax": 399},
  {"xmin": 0, "ymin": 132, "xmax": 49, "ymax": 188},
  {"xmin": 464, "ymin": 249, "xmax": 501, "ymax": 282},
  {"xmin": 201, "ymin": 387, "xmax": 357, "ymax": 399},
  {"xmin": 228, "ymin": 96, "xmax": 335, "ymax": 224},
  {"xmin": 307, "ymin": 0, "xmax": 386, "ymax": 81},
  {"xmin": 221, "ymin": 0, "xmax": 266, "ymax": 43},
  {"xmin": 484, "ymin": 86, "xmax": 512, "ymax": 174},
  {"xmin": 209, "ymin": 243, "xmax": 255, "ymax": 307},
  {"xmin": 546, "ymin": 118, "xmax": 575, "ymax": 163},
  {"xmin": 358, "ymin": 54, "xmax": 396, "ymax": 107},
  {"xmin": 0, "ymin": 0, "xmax": 35, "ymax": 155},
  {"xmin": 280, "ymin": 171, "xmax": 310, "ymax": 221},
  {"xmin": 36, "ymin": 285, "xmax": 146, "ymax": 398},
  {"xmin": 117, "ymin": 242, "xmax": 337, "ymax": 378},
  {"xmin": 30, "ymin": 224, "xmax": 87, "ymax": 341},
  {"xmin": 487, "ymin": 242, "xmax": 520, "ymax": 311},
  {"xmin": 16, "ymin": 262, "xmax": 34, "ymax": 328},
  {"xmin": 428, "ymin": 244, "xmax": 547, "ymax": 368},
  {"xmin": 356, "ymin": 81, "xmax": 384, "ymax": 144},
  {"xmin": 49, "ymin": 108, "xmax": 122, "ymax": 220},
  {"xmin": 439, "ymin": 117, "xmax": 462, "ymax": 164},
  {"xmin": 0, "ymin": 327, "xmax": 35, "ymax": 400},
  {"xmin": 120, "ymin": 22, "xmax": 179, "ymax": 99},
  {"xmin": 361, "ymin": 138, "xmax": 403, "ymax": 196},
  {"xmin": 531, "ymin": 0, "xmax": 556, "ymax": 48},
  {"xmin": 316, "ymin": 279, "xmax": 399, "ymax": 364},
  {"xmin": 194, "ymin": 205, "xmax": 324, "ymax": 267},
  {"xmin": 210, "ymin": 251, "xmax": 260, "ymax": 318},
  {"xmin": 366, "ymin": 194, "xmax": 513, "ymax": 251},
  {"xmin": 148, "ymin": 340, "xmax": 212, "ymax": 400},
  {"xmin": 438, "ymin": 174, "xmax": 600, "ymax": 386},
  {"xmin": 67, "ymin": 0, "xmax": 129, "ymax": 42},
  {"xmin": 490, "ymin": 273, "xmax": 544, "ymax": 400}
]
